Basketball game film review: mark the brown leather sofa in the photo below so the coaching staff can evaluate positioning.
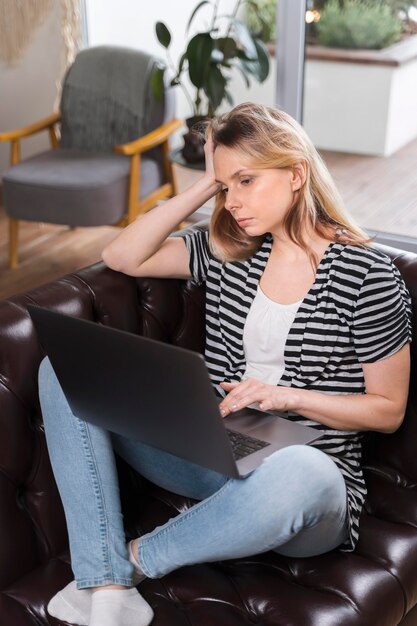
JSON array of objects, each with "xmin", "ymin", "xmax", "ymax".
[{"xmin": 1, "ymin": 227, "xmax": 417, "ymax": 626}]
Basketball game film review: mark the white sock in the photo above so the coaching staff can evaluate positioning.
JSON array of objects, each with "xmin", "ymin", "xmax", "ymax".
[
  {"xmin": 47, "ymin": 543, "xmax": 145, "ymax": 625},
  {"xmin": 128, "ymin": 539, "xmax": 147, "ymax": 584},
  {"xmin": 89, "ymin": 588, "xmax": 154, "ymax": 626},
  {"xmin": 47, "ymin": 580, "xmax": 91, "ymax": 625}
]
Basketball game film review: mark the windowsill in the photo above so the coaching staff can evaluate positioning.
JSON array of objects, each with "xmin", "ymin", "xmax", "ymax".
[{"xmin": 267, "ymin": 33, "xmax": 417, "ymax": 67}]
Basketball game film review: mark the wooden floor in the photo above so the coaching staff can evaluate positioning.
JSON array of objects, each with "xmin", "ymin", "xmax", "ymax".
[
  {"xmin": 321, "ymin": 139, "xmax": 417, "ymax": 236},
  {"xmin": 1, "ymin": 136, "xmax": 416, "ymax": 300}
]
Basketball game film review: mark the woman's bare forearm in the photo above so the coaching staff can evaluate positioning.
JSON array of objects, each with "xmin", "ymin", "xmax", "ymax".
[
  {"xmin": 289, "ymin": 388, "xmax": 405, "ymax": 433},
  {"xmin": 102, "ymin": 174, "xmax": 219, "ymax": 273},
  {"xmin": 220, "ymin": 345, "xmax": 410, "ymax": 434},
  {"xmin": 221, "ymin": 383, "xmax": 405, "ymax": 433}
]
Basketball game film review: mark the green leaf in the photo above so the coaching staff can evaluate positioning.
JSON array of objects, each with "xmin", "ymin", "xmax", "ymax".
[
  {"xmin": 186, "ymin": 33, "xmax": 214, "ymax": 88},
  {"xmin": 150, "ymin": 67, "xmax": 165, "ymax": 101},
  {"xmin": 224, "ymin": 88, "xmax": 234, "ymax": 107},
  {"xmin": 186, "ymin": 0, "xmax": 211, "ymax": 33},
  {"xmin": 155, "ymin": 22, "xmax": 171, "ymax": 49},
  {"xmin": 253, "ymin": 38, "xmax": 270, "ymax": 82},
  {"xmin": 237, "ymin": 57, "xmax": 261, "ymax": 80},
  {"xmin": 230, "ymin": 18, "xmax": 257, "ymax": 60},
  {"xmin": 216, "ymin": 37, "xmax": 237, "ymax": 61},
  {"xmin": 228, "ymin": 58, "xmax": 250, "ymax": 88},
  {"xmin": 204, "ymin": 65, "xmax": 227, "ymax": 112},
  {"xmin": 236, "ymin": 38, "xmax": 269, "ymax": 83}
]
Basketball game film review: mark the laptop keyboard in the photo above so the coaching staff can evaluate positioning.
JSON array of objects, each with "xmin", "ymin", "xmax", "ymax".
[{"xmin": 226, "ymin": 429, "xmax": 270, "ymax": 460}]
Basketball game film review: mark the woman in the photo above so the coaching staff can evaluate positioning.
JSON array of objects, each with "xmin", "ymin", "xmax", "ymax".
[{"xmin": 39, "ymin": 103, "xmax": 411, "ymax": 626}]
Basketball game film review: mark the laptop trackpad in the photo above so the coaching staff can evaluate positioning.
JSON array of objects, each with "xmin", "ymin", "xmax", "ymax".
[{"xmin": 223, "ymin": 407, "xmax": 283, "ymax": 435}]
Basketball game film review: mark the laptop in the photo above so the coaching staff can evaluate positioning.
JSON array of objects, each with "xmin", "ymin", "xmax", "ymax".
[{"xmin": 28, "ymin": 305, "xmax": 321, "ymax": 479}]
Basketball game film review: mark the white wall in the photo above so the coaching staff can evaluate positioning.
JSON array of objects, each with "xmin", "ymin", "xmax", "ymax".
[
  {"xmin": 85, "ymin": 0, "xmax": 273, "ymax": 122},
  {"xmin": 0, "ymin": 1, "xmax": 63, "ymax": 176}
]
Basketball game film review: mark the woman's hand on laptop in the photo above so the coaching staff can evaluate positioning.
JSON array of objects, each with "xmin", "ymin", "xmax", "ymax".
[{"xmin": 219, "ymin": 379, "xmax": 296, "ymax": 417}]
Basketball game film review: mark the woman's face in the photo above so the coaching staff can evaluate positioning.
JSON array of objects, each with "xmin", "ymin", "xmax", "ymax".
[{"xmin": 213, "ymin": 145, "xmax": 303, "ymax": 238}]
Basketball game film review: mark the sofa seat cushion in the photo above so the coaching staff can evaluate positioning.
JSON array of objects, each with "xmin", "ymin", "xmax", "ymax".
[
  {"xmin": 2, "ymin": 149, "xmax": 162, "ymax": 226},
  {"xmin": 3, "ymin": 483, "xmax": 415, "ymax": 626}
]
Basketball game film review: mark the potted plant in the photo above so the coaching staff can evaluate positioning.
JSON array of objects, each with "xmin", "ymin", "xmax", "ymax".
[{"xmin": 152, "ymin": 0, "xmax": 270, "ymax": 162}]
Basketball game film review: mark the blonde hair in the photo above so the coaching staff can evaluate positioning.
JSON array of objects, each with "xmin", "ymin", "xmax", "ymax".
[{"xmin": 207, "ymin": 102, "xmax": 370, "ymax": 265}]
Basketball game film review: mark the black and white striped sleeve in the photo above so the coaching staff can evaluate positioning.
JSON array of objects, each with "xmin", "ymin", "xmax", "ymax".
[
  {"xmin": 181, "ymin": 229, "xmax": 211, "ymax": 285},
  {"xmin": 352, "ymin": 258, "xmax": 412, "ymax": 363}
]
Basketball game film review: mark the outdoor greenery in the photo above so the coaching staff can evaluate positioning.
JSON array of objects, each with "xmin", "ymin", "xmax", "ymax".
[
  {"xmin": 316, "ymin": 0, "xmax": 402, "ymax": 49},
  {"xmin": 245, "ymin": 0, "xmax": 276, "ymax": 43},
  {"xmin": 152, "ymin": 0, "xmax": 270, "ymax": 117},
  {"xmin": 244, "ymin": 0, "xmax": 417, "ymax": 49},
  {"xmin": 313, "ymin": 0, "xmax": 417, "ymax": 11}
]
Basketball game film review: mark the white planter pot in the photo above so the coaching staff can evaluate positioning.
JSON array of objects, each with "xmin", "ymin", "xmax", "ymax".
[{"xmin": 303, "ymin": 36, "xmax": 417, "ymax": 157}]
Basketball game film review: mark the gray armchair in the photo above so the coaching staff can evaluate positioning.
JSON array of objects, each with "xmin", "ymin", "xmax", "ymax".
[{"xmin": 0, "ymin": 45, "xmax": 182, "ymax": 268}]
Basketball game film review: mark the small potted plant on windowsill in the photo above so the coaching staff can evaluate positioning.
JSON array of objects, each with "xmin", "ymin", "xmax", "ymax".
[{"xmin": 152, "ymin": 0, "xmax": 270, "ymax": 163}]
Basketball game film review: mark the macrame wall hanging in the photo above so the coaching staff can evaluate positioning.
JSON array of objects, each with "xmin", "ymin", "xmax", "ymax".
[
  {"xmin": 54, "ymin": 0, "xmax": 82, "ymax": 110},
  {"xmin": 0, "ymin": 0, "xmax": 53, "ymax": 66},
  {"xmin": 0, "ymin": 0, "xmax": 83, "ymax": 110}
]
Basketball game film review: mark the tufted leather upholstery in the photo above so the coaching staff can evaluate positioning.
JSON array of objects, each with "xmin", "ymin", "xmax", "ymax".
[{"xmin": 1, "ymin": 228, "xmax": 417, "ymax": 625}]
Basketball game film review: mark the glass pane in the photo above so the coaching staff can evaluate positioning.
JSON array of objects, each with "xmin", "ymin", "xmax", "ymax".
[{"xmin": 303, "ymin": 0, "xmax": 417, "ymax": 242}]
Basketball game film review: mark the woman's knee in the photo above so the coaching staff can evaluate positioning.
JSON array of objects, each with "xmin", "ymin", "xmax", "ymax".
[
  {"xmin": 38, "ymin": 356, "xmax": 68, "ymax": 417},
  {"xmin": 38, "ymin": 356, "xmax": 66, "ymax": 395},
  {"xmin": 263, "ymin": 443, "xmax": 329, "ymax": 473},
  {"xmin": 38, "ymin": 355, "xmax": 55, "ymax": 389},
  {"xmin": 261, "ymin": 444, "xmax": 346, "ymax": 503}
]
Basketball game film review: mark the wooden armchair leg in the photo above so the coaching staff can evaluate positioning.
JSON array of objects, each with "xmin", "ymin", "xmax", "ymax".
[{"xmin": 9, "ymin": 218, "xmax": 19, "ymax": 269}]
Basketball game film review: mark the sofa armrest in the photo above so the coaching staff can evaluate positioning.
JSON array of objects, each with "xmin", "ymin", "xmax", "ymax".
[
  {"xmin": 0, "ymin": 259, "xmax": 205, "ymax": 600},
  {"xmin": 0, "ymin": 264, "xmax": 140, "ymax": 604}
]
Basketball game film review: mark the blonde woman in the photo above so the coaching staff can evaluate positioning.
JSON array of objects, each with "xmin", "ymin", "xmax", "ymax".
[{"xmin": 39, "ymin": 103, "xmax": 411, "ymax": 626}]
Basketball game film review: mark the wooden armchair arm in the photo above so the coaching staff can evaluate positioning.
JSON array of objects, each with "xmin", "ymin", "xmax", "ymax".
[
  {"xmin": 0, "ymin": 112, "xmax": 61, "ymax": 166},
  {"xmin": 0, "ymin": 112, "xmax": 61, "ymax": 142},
  {"xmin": 113, "ymin": 118, "xmax": 183, "ymax": 156}
]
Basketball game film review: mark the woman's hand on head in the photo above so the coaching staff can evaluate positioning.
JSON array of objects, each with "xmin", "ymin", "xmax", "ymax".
[
  {"xmin": 203, "ymin": 134, "xmax": 220, "ymax": 190},
  {"xmin": 219, "ymin": 378, "xmax": 295, "ymax": 417}
]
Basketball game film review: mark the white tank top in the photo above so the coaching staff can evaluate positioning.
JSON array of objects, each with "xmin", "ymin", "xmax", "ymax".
[{"xmin": 243, "ymin": 286, "xmax": 302, "ymax": 385}]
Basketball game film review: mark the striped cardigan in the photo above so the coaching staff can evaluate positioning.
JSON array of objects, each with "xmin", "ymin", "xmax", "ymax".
[{"xmin": 183, "ymin": 230, "xmax": 412, "ymax": 551}]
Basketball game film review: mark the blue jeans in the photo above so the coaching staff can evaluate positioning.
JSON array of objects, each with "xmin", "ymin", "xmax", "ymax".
[{"xmin": 38, "ymin": 357, "xmax": 348, "ymax": 589}]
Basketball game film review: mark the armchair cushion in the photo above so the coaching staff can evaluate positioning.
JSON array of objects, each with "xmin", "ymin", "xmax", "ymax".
[{"xmin": 2, "ymin": 149, "xmax": 163, "ymax": 226}]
